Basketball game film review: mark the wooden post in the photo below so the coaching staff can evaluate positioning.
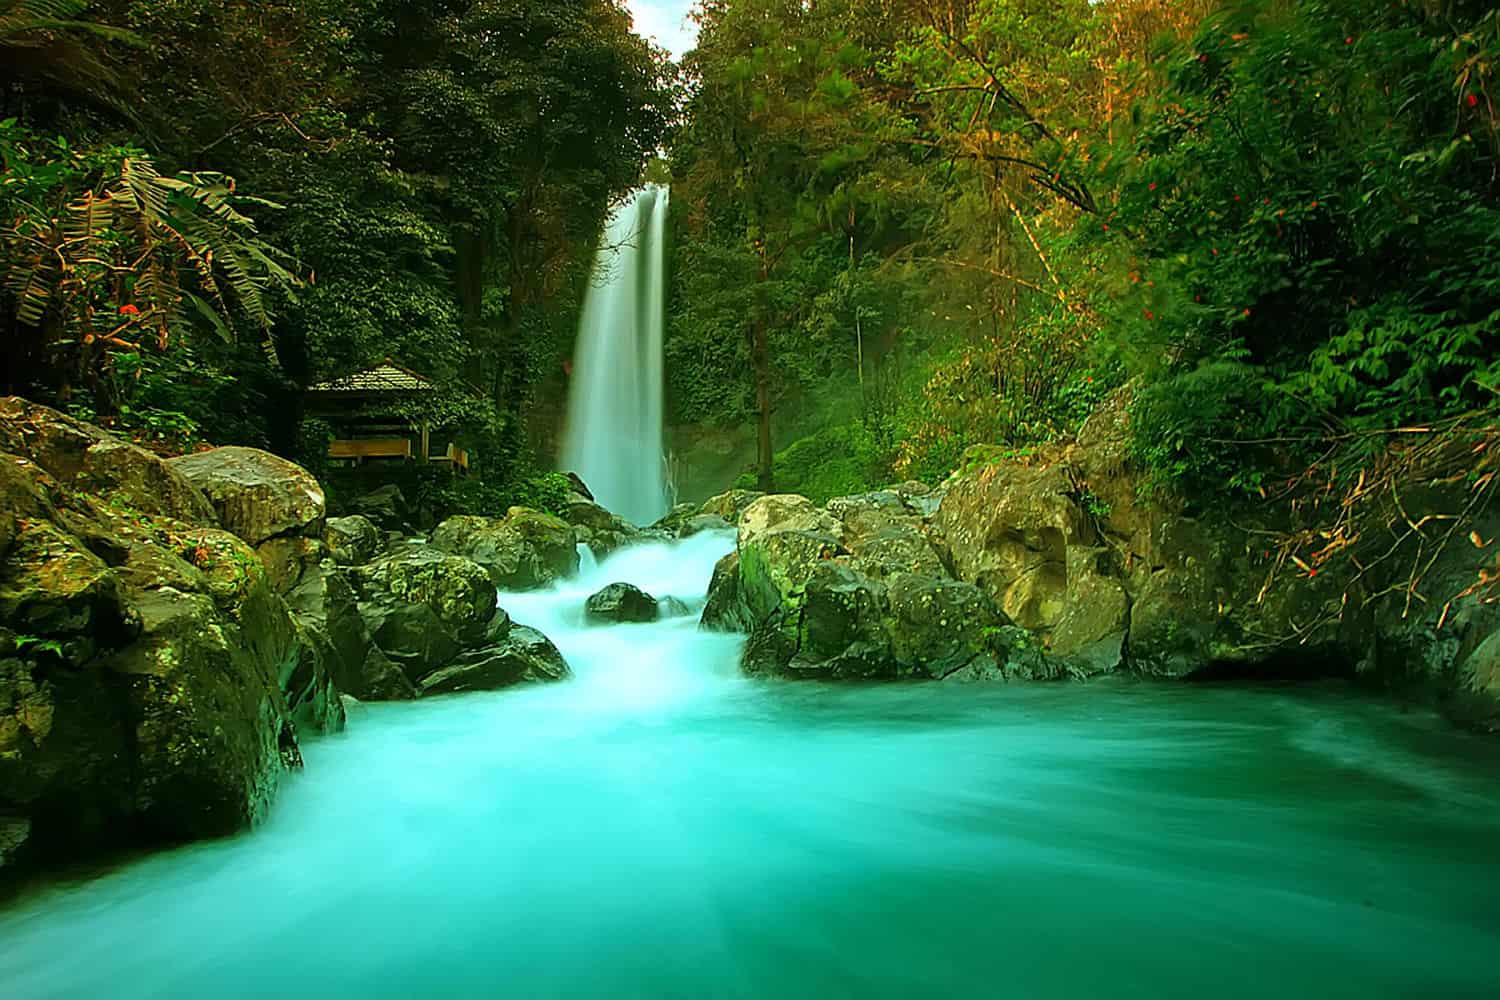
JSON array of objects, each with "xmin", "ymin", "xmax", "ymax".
[{"xmin": 419, "ymin": 420, "xmax": 430, "ymax": 463}]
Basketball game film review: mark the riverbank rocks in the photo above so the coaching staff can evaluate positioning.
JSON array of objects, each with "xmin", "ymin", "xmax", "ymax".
[
  {"xmin": 704, "ymin": 385, "xmax": 1499, "ymax": 723},
  {"xmin": 585, "ymin": 583, "xmax": 662, "ymax": 623},
  {"xmin": 562, "ymin": 497, "xmax": 639, "ymax": 557},
  {"xmin": 431, "ymin": 508, "xmax": 578, "ymax": 590},
  {"xmin": 325, "ymin": 515, "xmax": 381, "ymax": 567},
  {"xmin": 698, "ymin": 489, "xmax": 765, "ymax": 525},
  {"xmin": 0, "ymin": 400, "xmax": 330, "ymax": 884},
  {"xmin": 418, "ymin": 626, "xmax": 570, "ymax": 696},
  {"xmin": 705, "ymin": 491, "xmax": 1024, "ymax": 680},
  {"xmin": 351, "ymin": 543, "xmax": 570, "ymax": 695}
]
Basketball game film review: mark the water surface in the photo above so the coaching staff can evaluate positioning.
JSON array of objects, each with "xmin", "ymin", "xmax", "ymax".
[{"xmin": 4, "ymin": 533, "xmax": 1499, "ymax": 999}]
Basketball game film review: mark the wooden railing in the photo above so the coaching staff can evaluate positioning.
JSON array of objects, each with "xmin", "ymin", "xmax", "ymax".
[{"xmin": 329, "ymin": 438, "xmax": 413, "ymax": 461}]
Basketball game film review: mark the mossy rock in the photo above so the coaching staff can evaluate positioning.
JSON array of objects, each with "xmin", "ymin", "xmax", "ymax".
[
  {"xmin": 430, "ymin": 509, "xmax": 578, "ymax": 590},
  {"xmin": 168, "ymin": 446, "xmax": 326, "ymax": 547}
]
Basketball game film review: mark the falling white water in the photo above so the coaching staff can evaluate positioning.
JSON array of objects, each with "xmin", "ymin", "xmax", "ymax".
[{"xmin": 561, "ymin": 185, "xmax": 670, "ymax": 525}]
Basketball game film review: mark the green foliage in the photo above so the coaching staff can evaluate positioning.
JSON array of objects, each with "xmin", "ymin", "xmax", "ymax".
[
  {"xmin": 13, "ymin": 633, "xmax": 65, "ymax": 658},
  {"xmin": 1100, "ymin": 0, "xmax": 1500, "ymax": 491},
  {"xmin": 739, "ymin": 421, "xmax": 887, "ymax": 504},
  {"xmin": 0, "ymin": 118, "xmax": 298, "ymax": 417},
  {"xmin": 418, "ymin": 471, "xmax": 575, "ymax": 522},
  {"xmin": 3, "ymin": 0, "xmax": 672, "ymax": 512}
]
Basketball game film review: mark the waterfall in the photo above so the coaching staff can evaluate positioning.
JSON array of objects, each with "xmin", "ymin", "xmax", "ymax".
[{"xmin": 561, "ymin": 185, "xmax": 670, "ymax": 526}]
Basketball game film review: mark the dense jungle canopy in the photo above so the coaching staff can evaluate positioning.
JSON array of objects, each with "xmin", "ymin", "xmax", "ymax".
[{"xmin": 2, "ymin": 0, "xmax": 1497, "ymax": 531}]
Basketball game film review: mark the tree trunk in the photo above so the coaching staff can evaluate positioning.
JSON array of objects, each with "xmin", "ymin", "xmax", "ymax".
[{"xmin": 753, "ymin": 263, "xmax": 773, "ymax": 492}]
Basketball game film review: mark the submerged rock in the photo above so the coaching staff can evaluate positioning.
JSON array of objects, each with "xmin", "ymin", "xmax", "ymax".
[{"xmin": 585, "ymin": 582, "xmax": 661, "ymax": 623}]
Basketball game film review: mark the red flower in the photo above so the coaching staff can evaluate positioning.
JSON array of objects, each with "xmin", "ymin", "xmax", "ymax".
[
  {"xmin": 1233, "ymin": 195, "xmax": 1241, "ymax": 202},
  {"xmin": 1243, "ymin": 308, "xmax": 1252, "ymax": 317},
  {"xmin": 1211, "ymin": 248, "xmax": 1219, "ymax": 256},
  {"xmin": 1468, "ymin": 94, "xmax": 1480, "ymax": 109},
  {"xmin": 1307, "ymin": 568, "xmax": 1318, "ymax": 579},
  {"xmin": 1149, "ymin": 182, "xmax": 1157, "ymax": 192},
  {"xmin": 119, "ymin": 304, "xmax": 140, "ymax": 316},
  {"xmin": 1102, "ymin": 224, "xmax": 1110, "ymax": 232},
  {"xmin": 1345, "ymin": 37, "xmax": 1353, "ymax": 45},
  {"xmin": 1143, "ymin": 310, "xmax": 1155, "ymax": 321},
  {"xmin": 1198, "ymin": 54, "xmax": 1208, "ymax": 64}
]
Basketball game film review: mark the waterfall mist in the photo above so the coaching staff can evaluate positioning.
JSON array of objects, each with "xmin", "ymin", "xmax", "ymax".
[{"xmin": 561, "ymin": 185, "xmax": 670, "ymax": 525}]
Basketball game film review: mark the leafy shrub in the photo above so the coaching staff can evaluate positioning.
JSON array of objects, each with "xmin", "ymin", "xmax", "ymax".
[{"xmin": 1100, "ymin": 0, "xmax": 1500, "ymax": 492}]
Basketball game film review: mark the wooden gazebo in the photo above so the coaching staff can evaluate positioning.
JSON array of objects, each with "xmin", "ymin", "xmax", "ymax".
[{"xmin": 305, "ymin": 358, "xmax": 470, "ymax": 472}]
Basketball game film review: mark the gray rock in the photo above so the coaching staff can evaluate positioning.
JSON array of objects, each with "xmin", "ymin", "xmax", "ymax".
[
  {"xmin": 585, "ymin": 582, "xmax": 660, "ymax": 623},
  {"xmin": 325, "ymin": 515, "xmax": 381, "ymax": 566},
  {"xmin": 431, "ymin": 508, "xmax": 578, "ymax": 590},
  {"xmin": 168, "ymin": 446, "xmax": 325, "ymax": 546},
  {"xmin": 419, "ymin": 626, "xmax": 571, "ymax": 695}
]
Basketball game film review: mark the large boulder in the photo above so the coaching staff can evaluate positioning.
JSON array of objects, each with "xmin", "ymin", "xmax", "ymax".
[
  {"xmin": 350, "ymin": 542, "xmax": 571, "ymax": 695},
  {"xmin": 738, "ymin": 494, "xmax": 843, "ymax": 549},
  {"xmin": 709, "ymin": 489, "xmax": 1027, "ymax": 681},
  {"xmin": 431, "ymin": 508, "xmax": 579, "ymax": 590},
  {"xmin": 288, "ymin": 563, "xmax": 413, "ymax": 702},
  {"xmin": 0, "ymin": 396, "xmax": 216, "ymax": 524},
  {"xmin": 0, "ymin": 438, "xmax": 318, "ymax": 884},
  {"xmin": 585, "ymin": 583, "xmax": 661, "ymax": 624},
  {"xmin": 418, "ymin": 626, "xmax": 570, "ymax": 696},
  {"xmin": 698, "ymin": 489, "xmax": 766, "ymax": 525},
  {"xmin": 168, "ymin": 447, "xmax": 325, "ymax": 547}
]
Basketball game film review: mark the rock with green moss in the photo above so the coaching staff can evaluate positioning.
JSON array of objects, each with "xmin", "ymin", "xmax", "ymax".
[
  {"xmin": 0, "ymin": 401, "xmax": 339, "ymax": 886},
  {"xmin": 418, "ymin": 625, "xmax": 571, "ymax": 695},
  {"xmin": 431, "ymin": 508, "xmax": 579, "ymax": 590},
  {"xmin": 354, "ymin": 544, "xmax": 496, "ymax": 637},
  {"xmin": 884, "ymin": 572, "xmax": 1007, "ymax": 678},
  {"xmin": 0, "ymin": 396, "xmax": 217, "ymax": 524},
  {"xmin": 325, "ymin": 515, "xmax": 381, "ymax": 567},
  {"xmin": 352, "ymin": 542, "xmax": 569, "ymax": 695},
  {"xmin": 168, "ymin": 446, "xmax": 325, "ymax": 547}
]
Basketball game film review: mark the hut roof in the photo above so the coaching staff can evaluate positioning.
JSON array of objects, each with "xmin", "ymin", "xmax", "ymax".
[{"xmin": 306, "ymin": 359, "xmax": 437, "ymax": 394}]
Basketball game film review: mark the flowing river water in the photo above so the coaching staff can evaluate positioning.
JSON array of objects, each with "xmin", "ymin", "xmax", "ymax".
[{"xmin": 4, "ymin": 532, "xmax": 1500, "ymax": 999}]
